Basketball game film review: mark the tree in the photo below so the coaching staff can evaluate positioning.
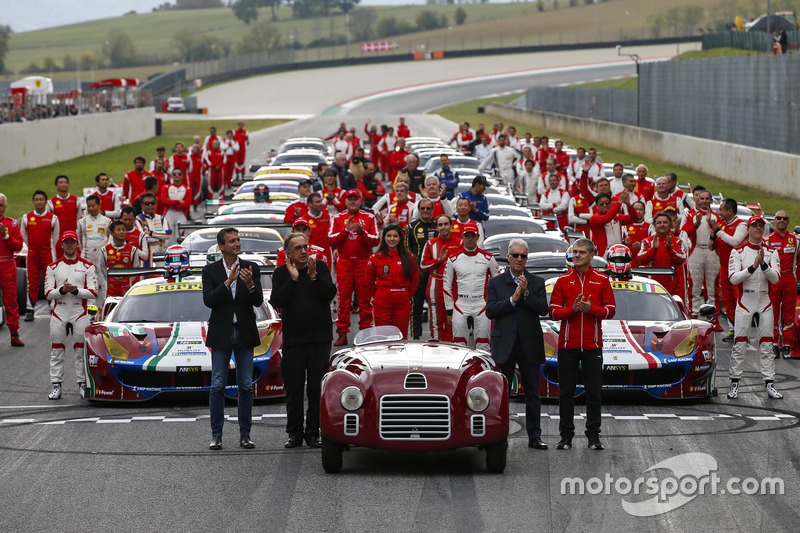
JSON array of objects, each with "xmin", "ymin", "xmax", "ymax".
[
  {"xmin": 349, "ymin": 8, "xmax": 377, "ymax": 41},
  {"xmin": 237, "ymin": 21, "xmax": 282, "ymax": 53},
  {"xmin": 175, "ymin": 0, "xmax": 224, "ymax": 8},
  {"xmin": 43, "ymin": 57, "xmax": 58, "ymax": 72},
  {"xmin": 79, "ymin": 53, "xmax": 98, "ymax": 70},
  {"xmin": 0, "ymin": 25, "xmax": 11, "ymax": 74},
  {"xmin": 375, "ymin": 15, "xmax": 414, "ymax": 38},
  {"xmin": 104, "ymin": 31, "xmax": 136, "ymax": 67},
  {"xmin": 416, "ymin": 9, "xmax": 446, "ymax": 30},
  {"xmin": 646, "ymin": 13, "xmax": 665, "ymax": 38},
  {"xmin": 172, "ymin": 28, "xmax": 229, "ymax": 61},
  {"xmin": 664, "ymin": 7, "xmax": 681, "ymax": 36},
  {"xmin": 62, "ymin": 54, "xmax": 78, "ymax": 70},
  {"xmin": 337, "ymin": 0, "xmax": 360, "ymax": 15},
  {"xmin": 232, "ymin": 0, "xmax": 259, "ymax": 23},
  {"xmin": 680, "ymin": 6, "xmax": 705, "ymax": 35},
  {"xmin": 454, "ymin": 7, "xmax": 467, "ymax": 25}
]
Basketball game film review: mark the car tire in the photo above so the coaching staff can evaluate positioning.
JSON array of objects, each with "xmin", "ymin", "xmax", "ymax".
[
  {"xmin": 321, "ymin": 435, "xmax": 343, "ymax": 474},
  {"xmin": 16, "ymin": 267, "xmax": 27, "ymax": 314},
  {"xmin": 200, "ymin": 175, "xmax": 209, "ymax": 202},
  {"xmin": 485, "ymin": 437, "xmax": 507, "ymax": 474}
]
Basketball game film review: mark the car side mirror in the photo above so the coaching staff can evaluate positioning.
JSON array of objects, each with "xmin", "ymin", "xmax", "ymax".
[{"xmin": 698, "ymin": 304, "xmax": 715, "ymax": 322}]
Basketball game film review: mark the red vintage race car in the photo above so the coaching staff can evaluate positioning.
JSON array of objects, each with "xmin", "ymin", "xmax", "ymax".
[{"xmin": 320, "ymin": 326, "xmax": 509, "ymax": 474}]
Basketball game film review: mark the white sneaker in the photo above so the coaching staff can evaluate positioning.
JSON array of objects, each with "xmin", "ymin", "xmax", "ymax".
[
  {"xmin": 48, "ymin": 383, "xmax": 62, "ymax": 400},
  {"xmin": 79, "ymin": 382, "xmax": 87, "ymax": 399},
  {"xmin": 766, "ymin": 383, "xmax": 783, "ymax": 399},
  {"xmin": 727, "ymin": 381, "xmax": 739, "ymax": 399}
]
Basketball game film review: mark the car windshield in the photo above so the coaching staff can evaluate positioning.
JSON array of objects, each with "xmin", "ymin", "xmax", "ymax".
[
  {"xmin": 272, "ymin": 154, "xmax": 324, "ymax": 165},
  {"xmin": 483, "ymin": 220, "xmax": 544, "ymax": 237},
  {"xmin": 113, "ymin": 290, "xmax": 268, "ymax": 323},
  {"xmin": 282, "ymin": 143, "xmax": 324, "ymax": 152},
  {"xmin": 486, "ymin": 239, "xmax": 567, "ymax": 256},
  {"xmin": 183, "ymin": 233, "xmax": 282, "ymax": 253},
  {"xmin": 545, "ymin": 286, "xmax": 682, "ymax": 322}
]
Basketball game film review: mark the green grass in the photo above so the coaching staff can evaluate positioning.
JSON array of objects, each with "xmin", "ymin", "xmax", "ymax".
[
  {"xmin": 5, "ymin": 0, "xmax": 723, "ymax": 75},
  {"xmin": 0, "ymin": 119, "xmax": 289, "ymax": 220},
  {"xmin": 432, "ymin": 98, "xmax": 800, "ymax": 222},
  {"xmin": 674, "ymin": 47, "xmax": 765, "ymax": 59},
  {"xmin": 569, "ymin": 77, "xmax": 639, "ymax": 90}
]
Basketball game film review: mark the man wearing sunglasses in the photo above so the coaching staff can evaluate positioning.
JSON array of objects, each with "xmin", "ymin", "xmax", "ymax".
[
  {"xmin": 764, "ymin": 210, "xmax": 798, "ymax": 358},
  {"xmin": 135, "ymin": 192, "xmax": 172, "ymax": 266},
  {"xmin": 487, "ymin": 239, "xmax": 549, "ymax": 450},
  {"xmin": 160, "ymin": 168, "xmax": 192, "ymax": 246}
]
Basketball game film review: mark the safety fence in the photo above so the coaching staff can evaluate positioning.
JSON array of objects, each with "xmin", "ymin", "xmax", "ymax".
[
  {"xmin": 702, "ymin": 30, "xmax": 800, "ymax": 53},
  {"xmin": 524, "ymin": 86, "xmax": 637, "ymax": 127}
]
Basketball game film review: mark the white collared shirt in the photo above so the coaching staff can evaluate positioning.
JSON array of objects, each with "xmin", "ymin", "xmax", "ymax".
[{"xmin": 223, "ymin": 257, "xmax": 240, "ymax": 321}]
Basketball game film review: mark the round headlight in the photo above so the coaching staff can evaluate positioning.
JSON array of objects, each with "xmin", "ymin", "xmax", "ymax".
[
  {"xmin": 466, "ymin": 387, "xmax": 490, "ymax": 412},
  {"xmin": 340, "ymin": 386, "xmax": 364, "ymax": 411}
]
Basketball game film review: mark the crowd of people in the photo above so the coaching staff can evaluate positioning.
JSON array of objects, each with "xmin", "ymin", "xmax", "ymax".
[{"xmin": 0, "ymin": 117, "xmax": 793, "ymax": 449}]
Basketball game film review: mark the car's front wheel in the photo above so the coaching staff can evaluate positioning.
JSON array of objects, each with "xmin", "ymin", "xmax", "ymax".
[
  {"xmin": 485, "ymin": 437, "xmax": 507, "ymax": 474},
  {"xmin": 321, "ymin": 435, "xmax": 342, "ymax": 474}
]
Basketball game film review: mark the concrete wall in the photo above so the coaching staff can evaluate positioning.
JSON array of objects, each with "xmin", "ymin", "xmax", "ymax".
[
  {"xmin": 0, "ymin": 108, "xmax": 155, "ymax": 176},
  {"xmin": 487, "ymin": 103, "xmax": 800, "ymax": 200}
]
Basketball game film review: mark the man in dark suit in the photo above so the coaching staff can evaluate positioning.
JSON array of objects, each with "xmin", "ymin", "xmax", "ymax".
[
  {"xmin": 270, "ymin": 233, "xmax": 337, "ymax": 449},
  {"xmin": 202, "ymin": 227, "xmax": 263, "ymax": 451},
  {"xmin": 486, "ymin": 238, "xmax": 549, "ymax": 449}
]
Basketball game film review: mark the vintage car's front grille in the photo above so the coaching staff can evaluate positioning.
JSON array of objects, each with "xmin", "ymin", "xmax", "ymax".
[
  {"xmin": 116, "ymin": 368, "xmax": 260, "ymax": 389},
  {"xmin": 404, "ymin": 373, "xmax": 427, "ymax": 389},
  {"xmin": 379, "ymin": 394, "xmax": 450, "ymax": 440},
  {"xmin": 542, "ymin": 366, "xmax": 685, "ymax": 387},
  {"xmin": 470, "ymin": 414, "xmax": 486, "ymax": 437},
  {"xmin": 344, "ymin": 414, "xmax": 359, "ymax": 436}
]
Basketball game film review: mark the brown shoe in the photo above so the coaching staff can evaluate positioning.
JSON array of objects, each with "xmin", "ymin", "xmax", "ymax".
[
  {"xmin": 284, "ymin": 435, "xmax": 303, "ymax": 449},
  {"xmin": 334, "ymin": 334, "xmax": 348, "ymax": 346},
  {"xmin": 305, "ymin": 435, "xmax": 321, "ymax": 448}
]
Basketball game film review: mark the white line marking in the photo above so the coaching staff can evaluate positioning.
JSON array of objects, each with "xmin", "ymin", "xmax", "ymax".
[
  {"xmin": 131, "ymin": 416, "xmax": 166, "ymax": 421},
  {"xmin": 642, "ymin": 413, "xmax": 678, "ymax": 418},
  {"xmin": 70, "ymin": 418, "xmax": 100, "ymax": 422},
  {"xmin": 163, "ymin": 418, "xmax": 197, "ymax": 422},
  {"xmin": 0, "ymin": 405, "xmax": 72, "ymax": 409},
  {"xmin": 614, "ymin": 416, "xmax": 649, "ymax": 420},
  {"xmin": 1, "ymin": 419, "xmax": 35, "ymax": 423},
  {"xmin": 96, "ymin": 419, "xmax": 131, "ymax": 424},
  {"xmin": 748, "ymin": 416, "xmax": 781, "ymax": 421}
]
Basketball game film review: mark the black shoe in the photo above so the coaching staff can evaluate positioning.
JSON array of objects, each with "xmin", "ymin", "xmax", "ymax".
[
  {"xmin": 588, "ymin": 437, "xmax": 605, "ymax": 450},
  {"xmin": 24, "ymin": 310, "xmax": 34, "ymax": 322},
  {"xmin": 556, "ymin": 438, "xmax": 572, "ymax": 450},
  {"xmin": 528, "ymin": 438, "xmax": 548, "ymax": 450},
  {"xmin": 209, "ymin": 436, "xmax": 222, "ymax": 450},
  {"xmin": 305, "ymin": 435, "xmax": 321, "ymax": 448},
  {"xmin": 239, "ymin": 434, "xmax": 255, "ymax": 449},
  {"xmin": 284, "ymin": 435, "xmax": 303, "ymax": 449},
  {"xmin": 773, "ymin": 345, "xmax": 781, "ymax": 359},
  {"xmin": 783, "ymin": 346, "xmax": 792, "ymax": 359}
]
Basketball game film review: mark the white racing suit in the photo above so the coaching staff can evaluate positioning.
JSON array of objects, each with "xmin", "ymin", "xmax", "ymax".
[
  {"xmin": 45, "ymin": 256, "xmax": 98, "ymax": 385},
  {"xmin": 77, "ymin": 213, "xmax": 111, "ymax": 304},
  {"xmin": 443, "ymin": 248, "xmax": 500, "ymax": 351},
  {"xmin": 728, "ymin": 242, "xmax": 780, "ymax": 381}
]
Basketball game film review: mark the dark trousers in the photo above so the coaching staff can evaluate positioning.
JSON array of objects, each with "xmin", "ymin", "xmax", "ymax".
[
  {"xmin": 410, "ymin": 271, "xmax": 429, "ymax": 340},
  {"xmin": 557, "ymin": 347, "xmax": 603, "ymax": 440},
  {"xmin": 281, "ymin": 341, "xmax": 331, "ymax": 438},
  {"xmin": 497, "ymin": 338, "xmax": 542, "ymax": 439}
]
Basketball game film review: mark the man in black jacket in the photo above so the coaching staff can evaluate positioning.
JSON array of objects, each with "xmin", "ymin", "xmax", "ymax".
[
  {"xmin": 202, "ymin": 227, "xmax": 263, "ymax": 451},
  {"xmin": 486, "ymin": 238, "xmax": 549, "ymax": 450},
  {"xmin": 406, "ymin": 198, "xmax": 438, "ymax": 339},
  {"xmin": 270, "ymin": 233, "xmax": 337, "ymax": 449}
]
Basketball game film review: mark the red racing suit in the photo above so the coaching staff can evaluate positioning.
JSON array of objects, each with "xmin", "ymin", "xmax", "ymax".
[
  {"xmin": 728, "ymin": 242, "xmax": 780, "ymax": 381},
  {"xmin": 715, "ymin": 217, "xmax": 748, "ymax": 324},
  {"xmin": 384, "ymin": 199, "xmax": 413, "ymax": 228},
  {"xmin": 635, "ymin": 234, "xmax": 689, "ymax": 306},
  {"xmin": 168, "ymin": 153, "xmax": 192, "ymax": 180},
  {"xmin": 322, "ymin": 186, "xmax": 347, "ymax": 214},
  {"xmin": 443, "ymin": 247, "xmax": 499, "ymax": 351},
  {"xmin": 160, "ymin": 183, "xmax": 192, "ymax": 246},
  {"xmin": 20, "ymin": 210, "xmax": 58, "ymax": 308},
  {"xmin": 328, "ymin": 210, "xmax": 380, "ymax": 334},
  {"xmin": 764, "ymin": 231, "xmax": 797, "ymax": 344},
  {"xmin": 45, "ymin": 254, "xmax": 98, "ymax": 384},
  {"xmin": 420, "ymin": 235, "xmax": 463, "ymax": 341},
  {"xmin": 99, "ymin": 241, "xmax": 147, "ymax": 298},
  {"xmin": 123, "ymin": 169, "xmax": 148, "ymax": 204},
  {"xmin": 624, "ymin": 220, "xmax": 650, "ymax": 262},
  {"xmin": 234, "ymin": 128, "xmax": 249, "ymax": 175},
  {"xmin": 92, "ymin": 188, "xmax": 121, "ymax": 219},
  {"xmin": 47, "ymin": 193, "xmax": 80, "ymax": 258},
  {"xmin": 203, "ymin": 149, "xmax": 226, "ymax": 198},
  {"xmin": 549, "ymin": 267, "xmax": 616, "ymax": 351},
  {"xmin": 365, "ymin": 250, "xmax": 419, "ymax": 339},
  {"xmin": 304, "ymin": 211, "xmax": 331, "ymax": 265},
  {"xmin": 189, "ymin": 152, "xmax": 204, "ymax": 206},
  {"xmin": 283, "ymin": 199, "xmax": 309, "ymax": 224},
  {"xmin": 634, "ymin": 178, "xmax": 655, "ymax": 203},
  {"xmin": 0, "ymin": 216, "xmax": 24, "ymax": 334}
]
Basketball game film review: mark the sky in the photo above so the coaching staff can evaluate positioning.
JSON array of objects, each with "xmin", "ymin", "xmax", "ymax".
[{"xmin": 3, "ymin": 0, "xmax": 486, "ymax": 33}]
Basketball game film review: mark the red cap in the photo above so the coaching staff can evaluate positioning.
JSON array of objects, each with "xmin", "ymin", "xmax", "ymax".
[
  {"xmin": 747, "ymin": 215, "xmax": 766, "ymax": 227},
  {"xmin": 345, "ymin": 189, "xmax": 361, "ymax": 198},
  {"xmin": 60, "ymin": 230, "xmax": 78, "ymax": 243},
  {"xmin": 292, "ymin": 217, "xmax": 310, "ymax": 229},
  {"xmin": 462, "ymin": 221, "xmax": 480, "ymax": 235}
]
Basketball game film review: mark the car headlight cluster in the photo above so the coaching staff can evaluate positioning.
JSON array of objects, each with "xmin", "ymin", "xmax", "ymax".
[
  {"xmin": 466, "ymin": 387, "xmax": 490, "ymax": 412},
  {"xmin": 673, "ymin": 329, "xmax": 698, "ymax": 358},
  {"xmin": 340, "ymin": 386, "xmax": 364, "ymax": 411}
]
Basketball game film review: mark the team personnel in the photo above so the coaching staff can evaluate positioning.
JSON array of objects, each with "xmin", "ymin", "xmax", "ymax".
[
  {"xmin": 121, "ymin": 206, "xmax": 147, "ymax": 255},
  {"xmin": 434, "ymin": 154, "xmax": 460, "ymax": 201},
  {"xmin": 727, "ymin": 216, "xmax": 783, "ymax": 400},
  {"xmin": 275, "ymin": 218, "xmax": 328, "ymax": 267},
  {"xmin": 98, "ymin": 221, "xmax": 148, "ymax": 298},
  {"xmin": 366, "ymin": 224, "xmax": 420, "ymax": 338},
  {"xmin": 220, "ymin": 130, "xmax": 240, "ymax": 188},
  {"xmin": 486, "ymin": 238, "xmax": 549, "ymax": 450},
  {"xmin": 420, "ymin": 215, "xmax": 462, "ymax": 341},
  {"xmin": 45, "ymin": 230, "xmax": 98, "ymax": 399},
  {"xmin": 478, "ymin": 133, "xmax": 519, "ymax": 185},
  {"xmin": 634, "ymin": 164, "xmax": 655, "ymax": 202},
  {"xmin": 406, "ymin": 199, "xmax": 438, "ymax": 339},
  {"xmin": 160, "ymin": 167, "xmax": 192, "ymax": 246},
  {"xmin": 77, "ymin": 195, "xmax": 111, "ymax": 303},
  {"xmin": 233, "ymin": 122, "xmax": 249, "ymax": 179},
  {"xmin": 270, "ymin": 233, "xmax": 337, "ymax": 449},
  {"xmin": 168, "ymin": 142, "xmax": 192, "ymax": 180},
  {"xmin": 549, "ymin": 238, "xmax": 616, "ymax": 451},
  {"xmin": 412, "ymin": 176, "xmax": 452, "ymax": 220},
  {"xmin": 328, "ymin": 190, "xmax": 380, "ymax": 346},
  {"xmin": 443, "ymin": 221, "xmax": 499, "ymax": 351},
  {"xmin": 48, "ymin": 175, "xmax": 81, "ymax": 258},
  {"xmin": 20, "ymin": 190, "xmax": 59, "ymax": 321},
  {"xmin": 539, "ymin": 173, "xmax": 570, "ymax": 229},
  {"xmin": 764, "ymin": 210, "xmax": 798, "ymax": 356},
  {"xmin": 188, "ymin": 144, "xmax": 204, "ymax": 208},
  {"xmin": 303, "ymin": 192, "xmax": 331, "ymax": 265},
  {"xmin": 635, "ymin": 212, "xmax": 689, "ymax": 303},
  {"xmin": 321, "ymin": 168, "xmax": 347, "ymax": 214},
  {"xmin": 710, "ymin": 199, "xmax": 748, "ymax": 340},
  {"xmin": 623, "ymin": 201, "xmax": 650, "ymax": 262},
  {"xmin": 123, "ymin": 157, "xmax": 149, "ymax": 203},
  {"xmin": 135, "ymin": 192, "xmax": 172, "ymax": 265},
  {"xmin": 383, "ymin": 182, "xmax": 414, "ymax": 228},
  {"xmin": 91, "ymin": 173, "xmax": 121, "ymax": 219},
  {"xmin": 0, "ymin": 194, "xmax": 25, "ymax": 346},
  {"xmin": 203, "ymin": 139, "xmax": 226, "ymax": 199},
  {"xmin": 681, "ymin": 189, "xmax": 723, "ymax": 323},
  {"xmin": 451, "ymin": 197, "xmax": 486, "ymax": 247},
  {"xmin": 456, "ymin": 175, "xmax": 490, "ymax": 223}
]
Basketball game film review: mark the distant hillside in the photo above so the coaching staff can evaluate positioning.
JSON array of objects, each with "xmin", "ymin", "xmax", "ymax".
[{"xmin": 4, "ymin": 0, "xmax": 725, "ymax": 82}]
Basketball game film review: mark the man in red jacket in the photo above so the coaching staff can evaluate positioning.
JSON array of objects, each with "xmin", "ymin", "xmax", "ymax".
[
  {"xmin": 764, "ymin": 210, "xmax": 798, "ymax": 356},
  {"xmin": 20, "ymin": 190, "xmax": 59, "ymax": 322},
  {"xmin": 635, "ymin": 212, "xmax": 688, "ymax": 302},
  {"xmin": 549, "ymin": 238, "xmax": 616, "ymax": 451},
  {"xmin": 0, "ymin": 194, "xmax": 25, "ymax": 346},
  {"xmin": 48, "ymin": 175, "xmax": 81, "ymax": 259},
  {"xmin": 328, "ymin": 190, "xmax": 380, "ymax": 346},
  {"xmin": 123, "ymin": 156, "xmax": 149, "ymax": 203}
]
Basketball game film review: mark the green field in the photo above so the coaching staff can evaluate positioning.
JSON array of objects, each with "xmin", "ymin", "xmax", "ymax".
[
  {"xmin": 5, "ymin": 0, "xmax": 723, "ymax": 78},
  {"xmin": 432, "ymin": 97, "xmax": 800, "ymax": 222},
  {"xmin": 0, "ymin": 119, "xmax": 287, "ymax": 220}
]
